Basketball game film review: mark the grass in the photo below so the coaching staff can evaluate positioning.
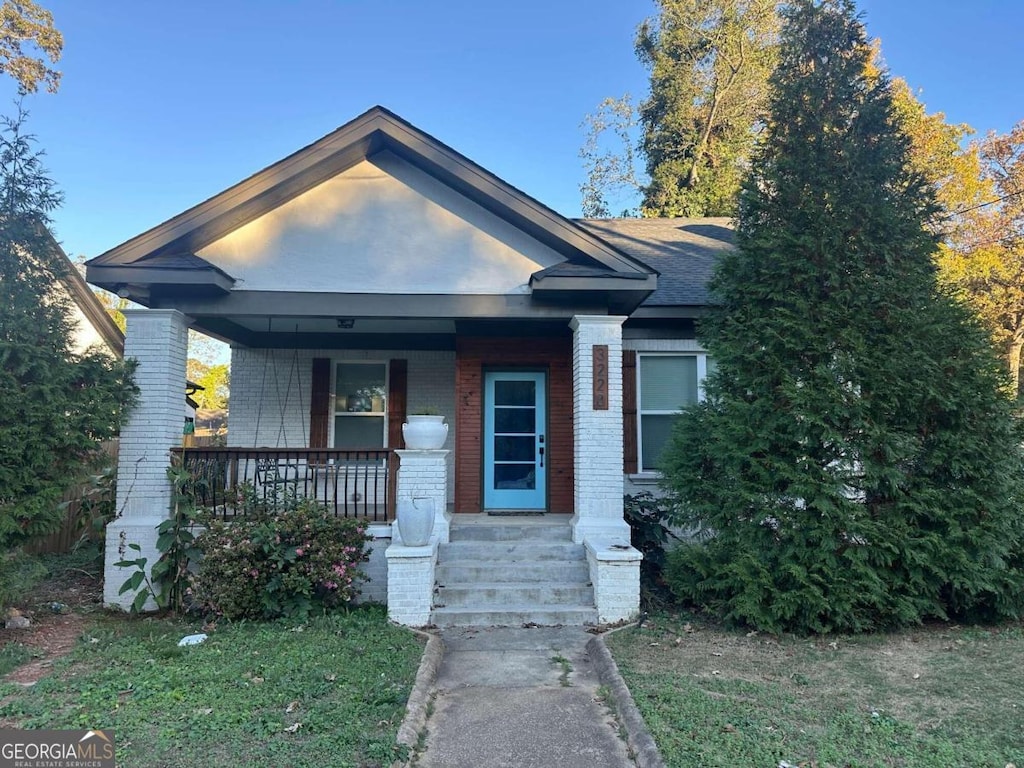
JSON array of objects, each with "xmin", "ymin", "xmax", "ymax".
[
  {"xmin": 606, "ymin": 612, "xmax": 1024, "ymax": 768},
  {"xmin": 0, "ymin": 605, "xmax": 424, "ymax": 768}
]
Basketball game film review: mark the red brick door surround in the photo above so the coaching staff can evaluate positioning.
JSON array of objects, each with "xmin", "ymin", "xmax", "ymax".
[{"xmin": 454, "ymin": 337, "xmax": 574, "ymax": 514}]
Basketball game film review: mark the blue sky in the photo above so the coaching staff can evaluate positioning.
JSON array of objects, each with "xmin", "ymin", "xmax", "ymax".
[{"xmin": 3, "ymin": 0, "xmax": 1022, "ymax": 260}]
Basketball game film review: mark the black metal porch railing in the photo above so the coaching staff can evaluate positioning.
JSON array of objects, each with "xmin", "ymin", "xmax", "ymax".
[{"xmin": 171, "ymin": 447, "xmax": 395, "ymax": 522}]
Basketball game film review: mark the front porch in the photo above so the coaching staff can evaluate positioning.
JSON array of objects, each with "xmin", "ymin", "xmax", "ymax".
[{"xmin": 88, "ymin": 108, "xmax": 650, "ymax": 625}]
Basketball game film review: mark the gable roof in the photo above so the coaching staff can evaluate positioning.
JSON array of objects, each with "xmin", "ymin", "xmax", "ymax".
[
  {"xmin": 87, "ymin": 106, "xmax": 655, "ymax": 306},
  {"xmin": 575, "ymin": 218, "xmax": 733, "ymax": 314}
]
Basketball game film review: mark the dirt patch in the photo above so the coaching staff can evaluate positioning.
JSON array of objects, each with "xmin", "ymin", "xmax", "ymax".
[
  {"xmin": 2, "ymin": 550, "xmax": 103, "ymax": 686},
  {"xmin": 2, "ymin": 612, "xmax": 90, "ymax": 685}
]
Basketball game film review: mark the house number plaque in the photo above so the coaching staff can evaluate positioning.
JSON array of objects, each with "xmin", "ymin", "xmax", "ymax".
[{"xmin": 593, "ymin": 345, "xmax": 609, "ymax": 410}]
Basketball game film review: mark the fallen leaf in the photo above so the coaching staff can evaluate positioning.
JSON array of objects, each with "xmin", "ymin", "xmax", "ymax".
[
  {"xmin": 324, "ymin": 673, "xmax": 337, "ymax": 682},
  {"xmin": 711, "ymin": 651, "xmax": 723, "ymax": 657},
  {"xmin": 912, "ymin": 673, "xmax": 920, "ymax": 680},
  {"xmin": 286, "ymin": 700, "xmax": 300, "ymax": 714},
  {"xmin": 252, "ymin": 676, "xmax": 264, "ymax": 684},
  {"xmin": 711, "ymin": 670, "xmax": 721, "ymax": 675},
  {"xmin": 284, "ymin": 723, "xmax": 301, "ymax": 734}
]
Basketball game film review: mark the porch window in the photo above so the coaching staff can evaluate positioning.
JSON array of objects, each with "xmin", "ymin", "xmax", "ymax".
[
  {"xmin": 334, "ymin": 362, "xmax": 387, "ymax": 448},
  {"xmin": 637, "ymin": 353, "xmax": 712, "ymax": 472}
]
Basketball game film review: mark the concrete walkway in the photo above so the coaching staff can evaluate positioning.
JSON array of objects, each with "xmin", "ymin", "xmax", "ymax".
[{"xmin": 413, "ymin": 626, "xmax": 636, "ymax": 768}]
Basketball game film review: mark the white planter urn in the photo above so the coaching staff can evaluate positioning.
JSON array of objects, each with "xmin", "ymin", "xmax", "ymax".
[
  {"xmin": 397, "ymin": 496, "xmax": 436, "ymax": 547},
  {"xmin": 402, "ymin": 414, "xmax": 448, "ymax": 450}
]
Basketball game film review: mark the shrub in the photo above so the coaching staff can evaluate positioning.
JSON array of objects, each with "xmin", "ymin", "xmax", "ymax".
[{"xmin": 192, "ymin": 502, "xmax": 372, "ymax": 621}]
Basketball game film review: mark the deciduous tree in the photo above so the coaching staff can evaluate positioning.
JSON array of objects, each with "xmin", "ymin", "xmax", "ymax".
[
  {"xmin": 0, "ymin": 1, "xmax": 61, "ymax": 93},
  {"xmin": 937, "ymin": 122, "xmax": 1024, "ymax": 397},
  {"xmin": 661, "ymin": 0, "xmax": 1024, "ymax": 634}
]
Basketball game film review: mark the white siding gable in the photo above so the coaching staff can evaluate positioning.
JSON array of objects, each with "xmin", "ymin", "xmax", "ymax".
[{"xmin": 197, "ymin": 151, "xmax": 565, "ymax": 294}]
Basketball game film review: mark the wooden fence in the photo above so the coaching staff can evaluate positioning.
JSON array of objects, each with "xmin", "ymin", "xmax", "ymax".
[{"xmin": 25, "ymin": 440, "xmax": 119, "ymax": 555}]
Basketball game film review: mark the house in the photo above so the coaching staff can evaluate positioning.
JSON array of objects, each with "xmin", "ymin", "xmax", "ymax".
[{"xmin": 87, "ymin": 107, "xmax": 732, "ymax": 626}]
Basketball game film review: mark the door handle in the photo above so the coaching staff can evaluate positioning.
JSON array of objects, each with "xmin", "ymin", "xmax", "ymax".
[{"xmin": 539, "ymin": 446, "xmax": 544, "ymax": 468}]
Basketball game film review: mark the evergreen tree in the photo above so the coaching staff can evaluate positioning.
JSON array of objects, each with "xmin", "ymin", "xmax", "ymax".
[
  {"xmin": 661, "ymin": 0, "xmax": 1024, "ymax": 634},
  {"xmin": 0, "ymin": 104, "xmax": 135, "ymax": 546}
]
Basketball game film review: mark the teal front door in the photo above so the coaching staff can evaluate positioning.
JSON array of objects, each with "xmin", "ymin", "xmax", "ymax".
[{"xmin": 483, "ymin": 371, "xmax": 547, "ymax": 511}]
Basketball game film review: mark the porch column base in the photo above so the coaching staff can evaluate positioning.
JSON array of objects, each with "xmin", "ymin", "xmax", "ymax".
[
  {"xmin": 584, "ymin": 538, "xmax": 642, "ymax": 624},
  {"xmin": 103, "ymin": 515, "xmax": 167, "ymax": 610},
  {"xmin": 385, "ymin": 541, "xmax": 438, "ymax": 627}
]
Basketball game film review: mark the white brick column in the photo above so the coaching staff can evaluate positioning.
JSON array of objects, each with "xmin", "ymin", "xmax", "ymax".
[
  {"xmin": 103, "ymin": 309, "xmax": 189, "ymax": 609},
  {"xmin": 385, "ymin": 449, "xmax": 449, "ymax": 626},
  {"xmin": 570, "ymin": 315, "xmax": 630, "ymax": 542},
  {"xmin": 393, "ymin": 449, "xmax": 451, "ymax": 544}
]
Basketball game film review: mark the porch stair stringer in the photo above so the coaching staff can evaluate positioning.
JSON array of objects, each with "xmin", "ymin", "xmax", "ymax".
[{"xmin": 430, "ymin": 518, "xmax": 598, "ymax": 628}]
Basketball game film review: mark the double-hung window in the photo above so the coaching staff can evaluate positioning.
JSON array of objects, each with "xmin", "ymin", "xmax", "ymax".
[
  {"xmin": 333, "ymin": 362, "xmax": 387, "ymax": 448},
  {"xmin": 637, "ymin": 353, "xmax": 712, "ymax": 472}
]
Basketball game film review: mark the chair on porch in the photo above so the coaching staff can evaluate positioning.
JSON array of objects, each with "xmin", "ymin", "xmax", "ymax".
[{"xmin": 254, "ymin": 458, "xmax": 308, "ymax": 495}]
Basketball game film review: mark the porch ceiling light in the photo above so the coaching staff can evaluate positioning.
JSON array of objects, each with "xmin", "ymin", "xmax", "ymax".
[{"xmin": 336, "ymin": 318, "xmax": 355, "ymax": 329}]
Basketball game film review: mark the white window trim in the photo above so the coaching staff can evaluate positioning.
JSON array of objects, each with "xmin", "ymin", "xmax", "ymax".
[
  {"xmin": 636, "ymin": 351, "xmax": 710, "ymax": 474},
  {"xmin": 329, "ymin": 359, "xmax": 390, "ymax": 449}
]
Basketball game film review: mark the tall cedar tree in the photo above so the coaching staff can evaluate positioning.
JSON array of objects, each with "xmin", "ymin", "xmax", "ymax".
[
  {"xmin": 0, "ymin": 105, "xmax": 135, "ymax": 545},
  {"xmin": 660, "ymin": 0, "xmax": 1024, "ymax": 634},
  {"xmin": 637, "ymin": 0, "xmax": 777, "ymax": 217}
]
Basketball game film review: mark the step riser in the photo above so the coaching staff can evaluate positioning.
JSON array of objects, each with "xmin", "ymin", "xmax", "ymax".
[
  {"xmin": 437, "ymin": 585, "xmax": 594, "ymax": 608},
  {"xmin": 435, "ymin": 523, "xmax": 595, "ymax": 626},
  {"xmin": 439, "ymin": 542, "xmax": 585, "ymax": 561},
  {"xmin": 436, "ymin": 564, "xmax": 590, "ymax": 584},
  {"xmin": 448, "ymin": 524, "xmax": 573, "ymax": 543},
  {"xmin": 431, "ymin": 608, "xmax": 598, "ymax": 628}
]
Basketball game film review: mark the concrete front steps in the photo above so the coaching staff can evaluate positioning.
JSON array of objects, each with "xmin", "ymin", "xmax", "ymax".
[{"xmin": 431, "ymin": 517, "xmax": 598, "ymax": 627}]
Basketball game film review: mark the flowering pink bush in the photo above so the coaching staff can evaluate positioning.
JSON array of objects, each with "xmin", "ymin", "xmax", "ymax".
[{"xmin": 192, "ymin": 500, "xmax": 372, "ymax": 620}]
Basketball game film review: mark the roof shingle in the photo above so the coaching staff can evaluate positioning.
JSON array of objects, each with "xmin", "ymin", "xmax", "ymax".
[{"xmin": 574, "ymin": 217, "xmax": 733, "ymax": 307}]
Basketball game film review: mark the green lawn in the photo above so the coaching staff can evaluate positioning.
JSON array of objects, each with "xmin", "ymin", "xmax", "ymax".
[
  {"xmin": 0, "ymin": 606, "xmax": 424, "ymax": 768},
  {"xmin": 607, "ymin": 612, "xmax": 1023, "ymax": 768}
]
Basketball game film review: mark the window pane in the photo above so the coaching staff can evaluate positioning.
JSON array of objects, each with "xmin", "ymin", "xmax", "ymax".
[
  {"xmin": 494, "ymin": 436, "xmax": 535, "ymax": 462},
  {"xmin": 334, "ymin": 415, "xmax": 385, "ymax": 448},
  {"xmin": 495, "ymin": 407, "xmax": 535, "ymax": 434},
  {"xmin": 641, "ymin": 356, "xmax": 697, "ymax": 410},
  {"xmin": 641, "ymin": 414, "xmax": 675, "ymax": 471},
  {"xmin": 336, "ymin": 363, "xmax": 386, "ymax": 413},
  {"xmin": 494, "ymin": 464, "xmax": 536, "ymax": 490},
  {"xmin": 494, "ymin": 380, "xmax": 535, "ymax": 406}
]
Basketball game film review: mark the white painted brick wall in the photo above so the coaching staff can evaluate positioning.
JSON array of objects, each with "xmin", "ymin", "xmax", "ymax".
[
  {"xmin": 385, "ymin": 542, "xmax": 437, "ymax": 627},
  {"xmin": 105, "ymin": 310, "xmax": 189, "ymax": 609},
  {"xmin": 570, "ymin": 316, "xmax": 630, "ymax": 541},
  {"xmin": 357, "ymin": 530, "xmax": 391, "ymax": 604},
  {"xmin": 586, "ymin": 545, "xmax": 641, "ymax": 624},
  {"xmin": 228, "ymin": 347, "xmax": 456, "ymax": 503}
]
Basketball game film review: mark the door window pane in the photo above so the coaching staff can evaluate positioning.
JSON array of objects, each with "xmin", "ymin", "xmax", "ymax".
[
  {"xmin": 494, "ymin": 436, "xmax": 535, "ymax": 462},
  {"xmin": 494, "ymin": 380, "xmax": 535, "ymax": 406},
  {"xmin": 495, "ymin": 407, "xmax": 535, "ymax": 434},
  {"xmin": 494, "ymin": 464, "xmax": 536, "ymax": 490}
]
